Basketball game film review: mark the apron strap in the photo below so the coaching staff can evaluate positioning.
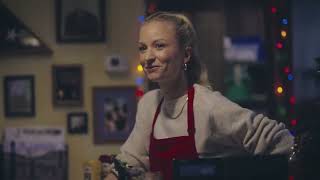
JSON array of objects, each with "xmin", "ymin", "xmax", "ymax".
[{"xmin": 187, "ymin": 86, "xmax": 196, "ymax": 135}]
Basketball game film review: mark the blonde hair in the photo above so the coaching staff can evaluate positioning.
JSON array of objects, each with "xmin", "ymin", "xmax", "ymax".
[{"xmin": 144, "ymin": 11, "xmax": 209, "ymax": 87}]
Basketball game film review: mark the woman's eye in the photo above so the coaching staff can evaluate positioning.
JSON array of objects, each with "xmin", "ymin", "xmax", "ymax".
[
  {"xmin": 155, "ymin": 43, "xmax": 165, "ymax": 49},
  {"xmin": 138, "ymin": 46, "xmax": 146, "ymax": 52}
]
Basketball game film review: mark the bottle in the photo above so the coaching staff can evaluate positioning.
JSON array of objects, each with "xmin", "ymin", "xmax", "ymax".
[
  {"xmin": 83, "ymin": 160, "xmax": 101, "ymax": 180},
  {"xmin": 99, "ymin": 155, "xmax": 113, "ymax": 180}
]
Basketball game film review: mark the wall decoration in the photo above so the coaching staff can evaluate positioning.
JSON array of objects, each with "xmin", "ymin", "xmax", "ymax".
[
  {"xmin": 0, "ymin": 2, "xmax": 52, "ymax": 55},
  {"xmin": 52, "ymin": 64, "xmax": 83, "ymax": 106},
  {"xmin": 4, "ymin": 75, "xmax": 35, "ymax": 117},
  {"xmin": 93, "ymin": 86, "xmax": 137, "ymax": 143},
  {"xmin": 55, "ymin": 0, "xmax": 106, "ymax": 42},
  {"xmin": 67, "ymin": 112, "xmax": 88, "ymax": 134},
  {"xmin": 3, "ymin": 127, "xmax": 67, "ymax": 180}
]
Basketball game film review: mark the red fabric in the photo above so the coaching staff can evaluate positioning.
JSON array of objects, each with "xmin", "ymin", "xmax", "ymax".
[{"xmin": 149, "ymin": 86, "xmax": 198, "ymax": 180}]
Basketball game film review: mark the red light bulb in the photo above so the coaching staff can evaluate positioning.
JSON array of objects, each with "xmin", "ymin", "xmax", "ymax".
[
  {"xmin": 283, "ymin": 66, "xmax": 290, "ymax": 74},
  {"xmin": 289, "ymin": 96, "xmax": 296, "ymax": 105},
  {"xmin": 147, "ymin": 3, "xmax": 157, "ymax": 14},
  {"xmin": 291, "ymin": 119, "xmax": 297, "ymax": 126},
  {"xmin": 276, "ymin": 42, "xmax": 283, "ymax": 49},
  {"xmin": 135, "ymin": 88, "xmax": 144, "ymax": 98}
]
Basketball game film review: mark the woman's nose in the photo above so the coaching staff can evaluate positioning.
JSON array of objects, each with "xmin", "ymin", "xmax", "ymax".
[{"xmin": 140, "ymin": 50, "xmax": 155, "ymax": 67}]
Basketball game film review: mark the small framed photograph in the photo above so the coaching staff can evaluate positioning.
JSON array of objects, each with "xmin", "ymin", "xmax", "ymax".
[
  {"xmin": 55, "ymin": 0, "xmax": 106, "ymax": 42},
  {"xmin": 4, "ymin": 75, "xmax": 35, "ymax": 117},
  {"xmin": 67, "ymin": 112, "xmax": 88, "ymax": 134},
  {"xmin": 52, "ymin": 64, "xmax": 83, "ymax": 106},
  {"xmin": 93, "ymin": 86, "xmax": 137, "ymax": 143}
]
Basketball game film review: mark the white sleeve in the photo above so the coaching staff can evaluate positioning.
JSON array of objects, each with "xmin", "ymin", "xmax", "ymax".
[
  {"xmin": 211, "ymin": 93, "xmax": 294, "ymax": 155},
  {"xmin": 232, "ymin": 110, "xmax": 294, "ymax": 155},
  {"xmin": 116, "ymin": 97, "xmax": 152, "ymax": 170}
]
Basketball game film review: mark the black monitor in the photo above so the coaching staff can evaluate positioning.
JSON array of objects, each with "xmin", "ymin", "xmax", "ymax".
[{"xmin": 173, "ymin": 155, "xmax": 288, "ymax": 180}]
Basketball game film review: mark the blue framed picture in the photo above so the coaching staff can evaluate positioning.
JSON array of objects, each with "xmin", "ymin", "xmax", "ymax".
[{"xmin": 92, "ymin": 86, "xmax": 137, "ymax": 143}]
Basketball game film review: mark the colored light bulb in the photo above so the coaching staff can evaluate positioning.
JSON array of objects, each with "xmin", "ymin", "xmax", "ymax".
[
  {"xmin": 135, "ymin": 88, "xmax": 144, "ymax": 97},
  {"xmin": 282, "ymin": 18, "xmax": 288, "ymax": 25},
  {"xmin": 276, "ymin": 42, "xmax": 283, "ymax": 49},
  {"xmin": 278, "ymin": 106, "xmax": 287, "ymax": 116},
  {"xmin": 289, "ymin": 96, "xmax": 296, "ymax": 105},
  {"xmin": 291, "ymin": 119, "xmax": 297, "ymax": 126},
  {"xmin": 148, "ymin": 3, "xmax": 157, "ymax": 14},
  {"xmin": 138, "ymin": 16, "xmax": 145, "ymax": 23},
  {"xmin": 277, "ymin": 86, "xmax": 284, "ymax": 94},
  {"xmin": 283, "ymin": 66, "xmax": 290, "ymax": 74},
  {"xmin": 281, "ymin": 30, "xmax": 287, "ymax": 38},
  {"xmin": 137, "ymin": 64, "xmax": 143, "ymax": 72},
  {"xmin": 135, "ymin": 77, "xmax": 144, "ymax": 86}
]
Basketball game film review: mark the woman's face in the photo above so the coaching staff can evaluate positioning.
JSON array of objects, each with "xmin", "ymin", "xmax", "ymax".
[{"xmin": 138, "ymin": 21, "xmax": 188, "ymax": 83}]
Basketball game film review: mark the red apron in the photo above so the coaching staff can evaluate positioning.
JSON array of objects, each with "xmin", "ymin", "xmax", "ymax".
[{"xmin": 149, "ymin": 86, "xmax": 198, "ymax": 180}]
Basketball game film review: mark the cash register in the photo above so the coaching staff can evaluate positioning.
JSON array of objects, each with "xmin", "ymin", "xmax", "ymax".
[{"xmin": 173, "ymin": 155, "xmax": 288, "ymax": 180}]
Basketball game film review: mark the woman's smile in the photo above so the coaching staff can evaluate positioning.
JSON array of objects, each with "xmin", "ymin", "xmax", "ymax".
[{"xmin": 145, "ymin": 65, "xmax": 160, "ymax": 72}]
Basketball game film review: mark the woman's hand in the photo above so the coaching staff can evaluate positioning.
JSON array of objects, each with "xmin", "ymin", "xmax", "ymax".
[
  {"xmin": 104, "ymin": 173, "xmax": 118, "ymax": 180},
  {"xmin": 145, "ymin": 171, "xmax": 162, "ymax": 180}
]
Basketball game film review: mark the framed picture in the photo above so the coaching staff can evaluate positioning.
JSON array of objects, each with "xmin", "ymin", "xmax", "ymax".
[
  {"xmin": 93, "ymin": 86, "xmax": 137, "ymax": 143},
  {"xmin": 67, "ymin": 112, "xmax": 88, "ymax": 134},
  {"xmin": 55, "ymin": 0, "xmax": 106, "ymax": 42},
  {"xmin": 52, "ymin": 64, "xmax": 83, "ymax": 106},
  {"xmin": 4, "ymin": 75, "xmax": 35, "ymax": 117}
]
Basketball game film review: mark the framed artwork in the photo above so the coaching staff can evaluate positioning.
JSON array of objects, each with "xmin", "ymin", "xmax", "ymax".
[
  {"xmin": 93, "ymin": 86, "xmax": 137, "ymax": 144},
  {"xmin": 55, "ymin": 0, "xmax": 106, "ymax": 42},
  {"xmin": 67, "ymin": 112, "xmax": 88, "ymax": 134},
  {"xmin": 4, "ymin": 75, "xmax": 35, "ymax": 117},
  {"xmin": 52, "ymin": 64, "xmax": 83, "ymax": 106}
]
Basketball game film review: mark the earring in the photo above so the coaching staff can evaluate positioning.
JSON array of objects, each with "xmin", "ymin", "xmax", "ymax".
[{"xmin": 184, "ymin": 63, "xmax": 188, "ymax": 71}]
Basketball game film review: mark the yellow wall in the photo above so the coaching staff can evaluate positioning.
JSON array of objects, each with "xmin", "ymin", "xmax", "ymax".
[{"xmin": 0, "ymin": 0, "xmax": 144, "ymax": 179}]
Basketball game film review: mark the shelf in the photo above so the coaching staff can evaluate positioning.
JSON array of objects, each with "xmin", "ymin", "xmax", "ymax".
[{"xmin": 0, "ymin": 2, "xmax": 53, "ymax": 57}]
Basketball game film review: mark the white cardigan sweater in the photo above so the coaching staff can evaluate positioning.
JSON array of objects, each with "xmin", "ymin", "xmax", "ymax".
[{"xmin": 116, "ymin": 84, "xmax": 294, "ymax": 170}]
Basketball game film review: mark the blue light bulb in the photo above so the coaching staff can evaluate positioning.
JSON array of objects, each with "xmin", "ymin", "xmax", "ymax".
[
  {"xmin": 135, "ymin": 77, "xmax": 144, "ymax": 86},
  {"xmin": 138, "ymin": 16, "xmax": 145, "ymax": 23},
  {"xmin": 282, "ymin": 18, "xmax": 288, "ymax": 25}
]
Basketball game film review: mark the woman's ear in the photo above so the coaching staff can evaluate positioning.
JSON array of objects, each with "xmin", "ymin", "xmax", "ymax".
[{"xmin": 184, "ymin": 46, "xmax": 192, "ymax": 64}]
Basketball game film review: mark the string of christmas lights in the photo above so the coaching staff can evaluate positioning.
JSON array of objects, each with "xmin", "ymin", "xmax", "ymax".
[
  {"xmin": 134, "ymin": 16, "xmax": 146, "ymax": 100},
  {"xmin": 268, "ymin": 0, "xmax": 296, "ymax": 132},
  {"xmin": 134, "ymin": 1, "xmax": 158, "ymax": 99}
]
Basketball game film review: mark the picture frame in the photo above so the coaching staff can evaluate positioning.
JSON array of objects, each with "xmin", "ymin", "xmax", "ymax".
[
  {"xmin": 93, "ymin": 86, "xmax": 137, "ymax": 144},
  {"xmin": 67, "ymin": 112, "xmax": 88, "ymax": 134},
  {"xmin": 55, "ymin": 0, "xmax": 106, "ymax": 43},
  {"xmin": 4, "ymin": 75, "xmax": 35, "ymax": 117},
  {"xmin": 52, "ymin": 64, "xmax": 83, "ymax": 106}
]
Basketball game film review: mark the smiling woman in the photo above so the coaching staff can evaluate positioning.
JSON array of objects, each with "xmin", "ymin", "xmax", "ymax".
[{"xmin": 104, "ymin": 12, "xmax": 294, "ymax": 180}]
